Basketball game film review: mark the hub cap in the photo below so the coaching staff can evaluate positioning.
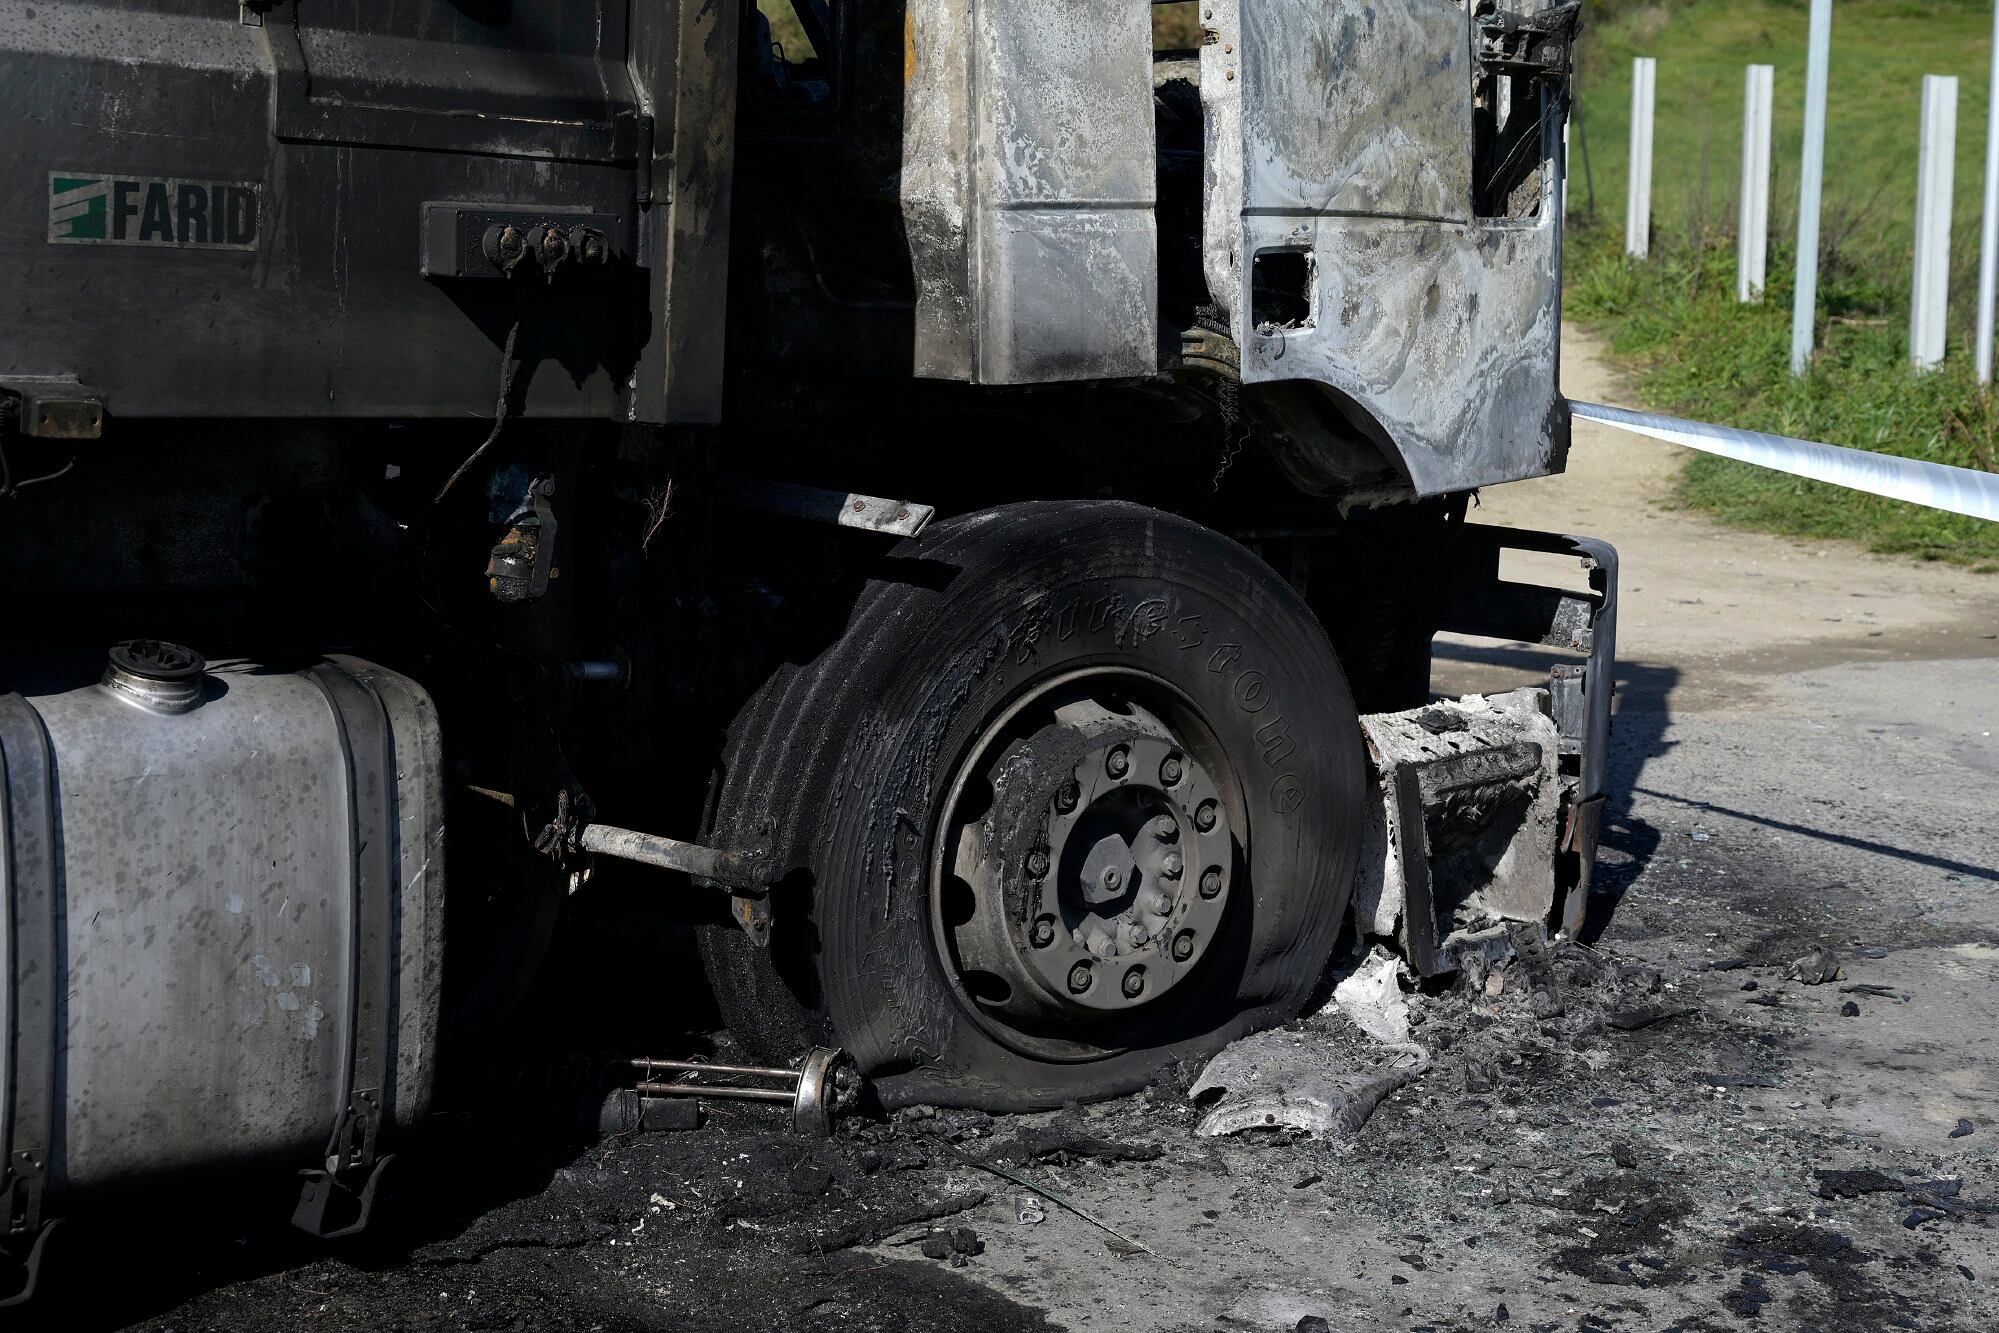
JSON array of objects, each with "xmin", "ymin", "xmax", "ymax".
[{"xmin": 936, "ymin": 676, "xmax": 1238, "ymax": 1038}]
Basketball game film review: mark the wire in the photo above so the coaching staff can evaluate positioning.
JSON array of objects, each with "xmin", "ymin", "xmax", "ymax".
[
  {"xmin": 433, "ymin": 317, "xmax": 523, "ymax": 505},
  {"xmin": 0, "ymin": 437, "xmax": 78, "ymax": 500}
]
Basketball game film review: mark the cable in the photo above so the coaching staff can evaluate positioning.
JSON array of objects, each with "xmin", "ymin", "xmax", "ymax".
[{"xmin": 432, "ymin": 318, "xmax": 523, "ymax": 505}]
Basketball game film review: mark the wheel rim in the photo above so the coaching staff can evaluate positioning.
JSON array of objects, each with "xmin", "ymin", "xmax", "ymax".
[{"xmin": 931, "ymin": 666, "xmax": 1242, "ymax": 1057}]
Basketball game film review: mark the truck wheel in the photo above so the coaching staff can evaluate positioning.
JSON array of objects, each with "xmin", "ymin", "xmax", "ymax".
[{"xmin": 699, "ymin": 501, "xmax": 1365, "ymax": 1110}]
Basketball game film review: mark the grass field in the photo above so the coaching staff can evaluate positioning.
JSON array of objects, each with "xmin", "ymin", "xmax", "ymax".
[{"xmin": 1571, "ymin": 1, "xmax": 1999, "ymax": 567}]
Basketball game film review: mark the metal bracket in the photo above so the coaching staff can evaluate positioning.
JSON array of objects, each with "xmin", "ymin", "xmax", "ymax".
[
  {"xmin": 292, "ymin": 1154, "xmax": 395, "ymax": 1240},
  {"xmin": 420, "ymin": 203, "xmax": 619, "ymax": 280},
  {"xmin": 2, "ymin": 1152, "xmax": 43, "ymax": 1240},
  {"xmin": 0, "ymin": 1218, "xmax": 58, "ymax": 1309},
  {"xmin": 325, "ymin": 1089, "xmax": 382, "ymax": 1177},
  {"xmin": 0, "ymin": 379, "xmax": 103, "ymax": 440},
  {"xmin": 1433, "ymin": 525, "xmax": 1619, "ymax": 937}
]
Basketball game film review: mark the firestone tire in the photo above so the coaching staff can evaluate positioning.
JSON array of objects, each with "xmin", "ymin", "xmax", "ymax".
[{"xmin": 698, "ymin": 501, "xmax": 1365, "ymax": 1111}]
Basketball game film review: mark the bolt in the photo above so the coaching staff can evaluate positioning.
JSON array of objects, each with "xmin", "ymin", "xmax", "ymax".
[
  {"xmin": 1161, "ymin": 852, "xmax": 1184, "ymax": 880},
  {"xmin": 1160, "ymin": 755, "xmax": 1184, "ymax": 785},
  {"xmin": 1068, "ymin": 962, "xmax": 1094, "ymax": 994},
  {"xmin": 1155, "ymin": 819, "xmax": 1179, "ymax": 842},
  {"xmin": 1101, "ymin": 866, "xmax": 1124, "ymax": 893},
  {"xmin": 1200, "ymin": 867, "xmax": 1223, "ymax": 899},
  {"xmin": 1172, "ymin": 930, "xmax": 1196, "ymax": 961},
  {"xmin": 1122, "ymin": 923, "xmax": 1150, "ymax": 950},
  {"xmin": 1026, "ymin": 848, "xmax": 1050, "ymax": 879},
  {"xmin": 1121, "ymin": 968, "xmax": 1146, "ymax": 999},
  {"xmin": 1030, "ymin": 916, "xmax": 1056, "ymax": 948},
  {"xmin": 1106, "ymin": 747, "xmax": 1129, "ymax": 778},
  {"xmin": 1194, "ymin": 800, "xmax": 1218, "ymax": 832},
  {"xmin": 1055, "ymin": 781, "xmax": 1080, "ymax": 813},
  {"xmin": 1088, "ymin": 930, "xmax": 1117, "ymax": 959},
  {"xmin": 1145, "ymin": 891, "xmax": 1174, "ymax": 915}
]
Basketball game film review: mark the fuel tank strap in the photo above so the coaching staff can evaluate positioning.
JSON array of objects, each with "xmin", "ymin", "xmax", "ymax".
[
  {"xmin": 306, "ymin": 665, "xmax": 399, "ymax": 1174},
  {"xmin": 0, "ymin": 695, "xmax": 56, "ymax": 1236}
]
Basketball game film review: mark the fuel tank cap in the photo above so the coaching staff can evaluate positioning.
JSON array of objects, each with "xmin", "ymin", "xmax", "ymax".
[{"xmin": 103, "ymin": 639, "xmax": 207, "ymax": 715}]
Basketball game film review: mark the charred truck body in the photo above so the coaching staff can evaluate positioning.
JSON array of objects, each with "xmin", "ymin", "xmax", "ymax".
[{"xmin": 0, "ymin": 0, "xmax": 1603, "ymax": 1296}]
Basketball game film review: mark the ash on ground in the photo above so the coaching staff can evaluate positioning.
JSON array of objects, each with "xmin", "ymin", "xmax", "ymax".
[{"xmin": 53, "ymin": 850, "xmax": 1999, "ymax": 1333}]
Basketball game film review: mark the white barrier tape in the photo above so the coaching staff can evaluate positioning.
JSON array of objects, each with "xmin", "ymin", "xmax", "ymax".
[{"xmin": 1569, "ymin": 399, "xmax": 1999, "ymax": 523}]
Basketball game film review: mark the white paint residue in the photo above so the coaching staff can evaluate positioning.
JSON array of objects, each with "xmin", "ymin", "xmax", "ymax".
[
  {"xmin": 303, "ymin": 1001, "xmax": 324, "ymax": 1040},
  {"xmin": 290, "ymin": 963, "xmax": 312, "ymax": 987},
  {"xmin": 226, "ymin": 893, "xmax": 244, "ymax": 914},
  {"xmin": 276, "ymin": 991, "xmax": 300, "ymax": 1012}
]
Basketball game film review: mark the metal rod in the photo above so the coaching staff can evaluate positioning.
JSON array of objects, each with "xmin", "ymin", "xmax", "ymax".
[
  {"xmin": 629, "ymin": 1057, "xmax": 796, "ymax": 1080},
  {"xmin": 1792, "ymin": 0, "xmax": 1834, "ymax": 376},
  {"xmin": 1980, "ymin": 0, "xmax": 1999, "ymax": 384},
  {"xmin": 1739, "ymin": 65, "xmax": 1774, "ymax": 303},
  {"xmin": 1912, "ymin": 74, "xmax": 1961, "ymax": 372},
  {"xmin": 636, "ymin": 1082, "xmax": 796, "ymax": 1104},
  {"xmin": 576, "ymin": 822, "xmax": 767, "ymax": 893},
  {"xmin": 1626, "ymin": 57, "xmax": 1656, "ymax": 258}
]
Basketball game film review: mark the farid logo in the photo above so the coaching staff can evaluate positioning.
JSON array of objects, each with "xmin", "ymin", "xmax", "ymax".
[{"xmin": 48, "ymin": 172, "xmax": 261, "ymax": 250}]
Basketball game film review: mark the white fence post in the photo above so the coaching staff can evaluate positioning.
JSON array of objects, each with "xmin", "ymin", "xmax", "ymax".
[
  {"xmin": 1791, "ymin": 0, "xmax": 1834, "ymax": 375},
  {"xmin": 1738, "ymin": 65, "xmax": 1774, "ymax": 303},
  {"xmin": 1978, "ymin": 1, "xmax": 1999, "ymax": 384},
  {"xmin": 1626, "ymin": 57, "xmax": 1656, "ymax": 258},
  {"xmin": 1912, "ymin": 75, "xmax": 1960, "ymax": 372}
]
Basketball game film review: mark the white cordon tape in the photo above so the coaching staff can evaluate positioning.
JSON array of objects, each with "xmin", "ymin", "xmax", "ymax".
[{"xmin": 1569, "ymin": 399, "xmax": 1999, "ymax": 523}]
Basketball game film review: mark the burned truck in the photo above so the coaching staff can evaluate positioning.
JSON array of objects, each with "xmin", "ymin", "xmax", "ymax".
[{"xmin": 0, "ymin": 0, "xmax": 1599, "ymax": 1300}]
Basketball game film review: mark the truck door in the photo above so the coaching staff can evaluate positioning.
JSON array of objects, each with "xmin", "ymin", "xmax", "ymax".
[{"xmin": 1201, "ymin": 0, "xmax": 1573, "ymax": 496}]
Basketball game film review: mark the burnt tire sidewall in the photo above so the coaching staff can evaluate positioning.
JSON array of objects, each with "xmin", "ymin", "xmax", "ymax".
[{"xmin": 705, "ymin": 502, "xmax": 1363, "ymax": 1110}]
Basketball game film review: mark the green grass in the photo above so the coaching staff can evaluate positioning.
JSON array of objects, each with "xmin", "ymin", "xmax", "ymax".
[{"xmin": 1571, "ymin": 1, "xmax": 1999, "ymax": 568}]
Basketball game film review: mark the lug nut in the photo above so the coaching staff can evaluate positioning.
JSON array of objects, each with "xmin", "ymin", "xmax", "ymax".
[
  {"xmin": 1068, "ymin": 962, "xmax": 1094, "ymax": 994},
  {"xmin": 1160, "ymin": 755, "xmax": 1184, "ymax": 785},
  {"xmin": 1026, "ymin": 848, "xmax": 1050, "ymax": 879},
  {"xmin": 1200, "ymin": 867, "xmax": 1223, "ymax": 898},
  {"xmin": 1161, "ymin": 851, "xmax": 1184, "ymax": 879},
  {"xmin": 1030, "ymin": 915, "xmax": 1056, "ymax": 947},
  {"xmin": 1145, "ymin": 891, "xmax": 1174, "ymax": 914},
  {"xmin": 1101, "ymin": 866, "xmax": 1124, "ymax": 893},
  {"xmin": 1155, "ymin": 819, "xmax": 1179, "ymax": 842},
  {"xmin": 1194, "ymin": 800, "xmax": 1218, "ymax": 832},
  {"xmin": 1121, "ymin": 967, "xmax": 1146, "ymax": 998},
  {"xmin": 1121, "ymin": 923, "xmax": 1150, "ymax": 950},
  {"xmin": 1172, "ymin": 930, "xmax": 1196, "ymax": 962},
  {"xmin": 1088, "ymin": 930, "xmax": 1118, "ymax": 959},
  {"xmin": 1055, "ymin": 781, "xmax": 1080, "ymax": 813},
  {"xmin": 1106, "ymin": 747, "xmax": 1129, "ymax": 778}
]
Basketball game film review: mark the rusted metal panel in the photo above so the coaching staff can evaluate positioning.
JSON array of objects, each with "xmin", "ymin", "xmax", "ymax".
[{"xmin": 1203, "ymin": 0, "xmax": 1569, "ymax": 496}]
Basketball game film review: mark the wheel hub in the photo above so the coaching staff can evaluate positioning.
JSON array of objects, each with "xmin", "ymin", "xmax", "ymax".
[{"xmin": 941, "ymin": 686, "xmax": 1236, "ymax": 1029}]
